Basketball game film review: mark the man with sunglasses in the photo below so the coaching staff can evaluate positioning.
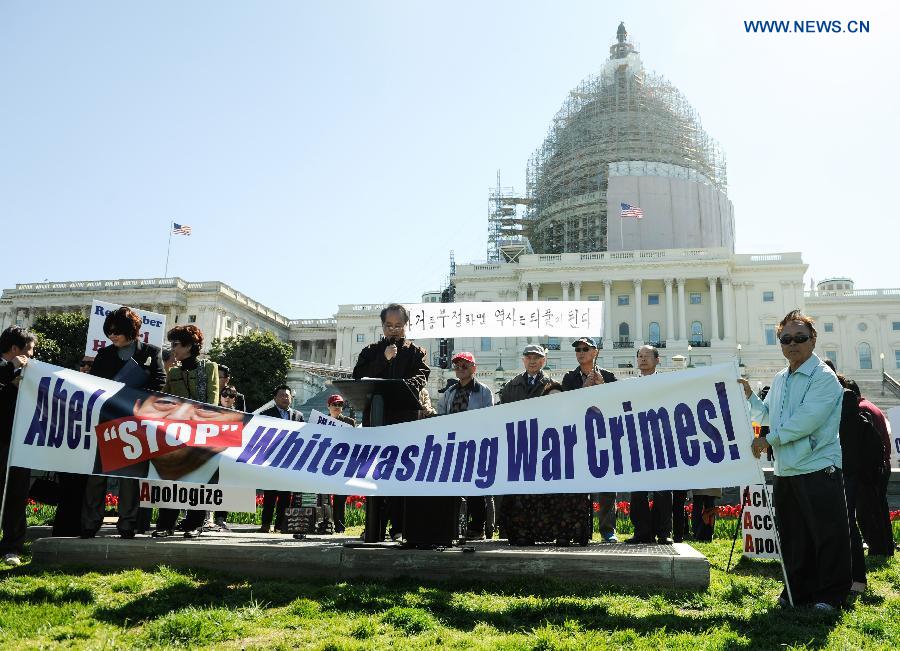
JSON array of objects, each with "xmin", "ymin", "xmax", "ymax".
[
  {"xmin": 739, "ymin": 309, "xmax": 849, "ymax": 611},
  {"xmin": 437, "ymin": 352, "xmax": 495, "ymax": 538},
  {"xmin": 561, "ymin": 337, "xmax": 620, "ymax": 542},
  {"xmin": 352, "ymin": 303, "xmax": 430, "ymax": 541}
]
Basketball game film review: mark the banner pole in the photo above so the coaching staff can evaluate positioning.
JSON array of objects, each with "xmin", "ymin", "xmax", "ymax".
[
  {"xmin": 758, "ymin": 461, "xmax": 794, "ymax": 607},
  {"xmin": 725, "ymin": 501, "xmax": 744, "ymax": 573},
  {"xmin": 164, "ymin": 222, "xmax": 173, "ymax": 277}
]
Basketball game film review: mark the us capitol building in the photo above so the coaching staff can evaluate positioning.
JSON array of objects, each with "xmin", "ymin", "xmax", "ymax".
[{"xmin": 3, "ymin": 25, "xmax": 898, "ymax": 407}]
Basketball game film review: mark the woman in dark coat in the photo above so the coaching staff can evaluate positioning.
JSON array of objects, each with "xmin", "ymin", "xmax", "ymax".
[{"xmin": 74, "ymin": 307, "xmax": 165, "ymax": 538}]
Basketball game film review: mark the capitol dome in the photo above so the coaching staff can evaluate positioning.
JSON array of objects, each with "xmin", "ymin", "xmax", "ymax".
[{"xmin": 525, "ymin": 23, "xmax": 733, "ymax": 254}]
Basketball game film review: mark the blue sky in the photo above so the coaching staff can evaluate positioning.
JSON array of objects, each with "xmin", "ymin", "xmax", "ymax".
[{"xmin": 2, "ymin": 1, "xmax": 897, "ymax": 318}]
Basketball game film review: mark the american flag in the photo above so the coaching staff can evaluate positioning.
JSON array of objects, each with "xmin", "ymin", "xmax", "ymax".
[
  {"xmin": 620, "ymin": 202, "xmax": 644, "ymax": 219},
  {"xmin": 172, "ymin": 223, "xmax": 192, "ymax": 235}
]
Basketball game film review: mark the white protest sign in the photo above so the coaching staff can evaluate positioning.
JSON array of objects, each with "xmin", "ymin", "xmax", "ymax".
[
  {"xmin": 13, "ymin": 360, "xmax": 760, "ymax": 496},
  {"xmin": 405, "ymin": 301, "xmax": 602, "ymax": 339},
  {"xmin": 740, "ymin": 484, "xmax": 780, "ymax": 559},
  {"xmin": 85, "ymin": 299, "xmax": 166, "ymax": 356},
  {"xmin": 887, "ymin": 407, "xmax": 900, "ymax": 470},
  {"xmin": 309, "ymin": 408, "xmax": 352, "ymax": 428},
  {"xmin": 139, "ymin": 480, "xmax": 257, "ymax": 512}
]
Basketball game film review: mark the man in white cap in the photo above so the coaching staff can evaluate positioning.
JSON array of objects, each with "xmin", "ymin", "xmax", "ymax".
[{"xmin": 500, "ymin": 344, "xmax": 551, "ymax": 403}]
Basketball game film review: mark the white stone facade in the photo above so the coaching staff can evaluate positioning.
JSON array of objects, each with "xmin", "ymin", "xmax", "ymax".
[{"xmin": 3, "ymin": 261, "xmax": 899, "ymax": 395}]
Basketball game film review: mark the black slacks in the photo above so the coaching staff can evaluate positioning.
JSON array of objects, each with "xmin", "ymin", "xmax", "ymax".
[
  {"xmin": 856, "ymin": 468, "xmax": 894, "ymax": 556},
  {"xmin": 773, "ymin": 468, "xmax": 852, "ymax": 607},
  {"xmin": 630, "ymin": 490, "xmax": 672, "ymax": 541},
  {"xmin": 260, "ymin": 490, "xmax": 292, "ymax": 530},
  {"xmin": 0, "ymin": 453, "xmax": 29, "ymax": 555}
]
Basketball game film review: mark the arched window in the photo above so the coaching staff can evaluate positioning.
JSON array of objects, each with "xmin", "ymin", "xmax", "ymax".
[
  {"xmin": 691, "ymin": 321, "xmax": 703, "ymax": 343},
  {"xmin": 858, "ymin": 342, "xmax": 872, "ymax": 369},
  {"xmin": 618, "ymin": 322, "xmax": 630, "ymax": 342},
  {"xmin": 648, "ymin": 322, "xmax": 660, "ymax": 344}
]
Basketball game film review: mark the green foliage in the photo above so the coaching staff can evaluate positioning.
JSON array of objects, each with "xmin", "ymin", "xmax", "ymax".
[
  {"xmin": 30, "ymin": 312, "xmax": 88, "ymax": 370},
  {"xmin": 32, "ymin": 332, "xmax": 62, "ymax": 365},
  {"xmin": 208, "ymin": 330, "xmax": 293, "ymax": 411}
]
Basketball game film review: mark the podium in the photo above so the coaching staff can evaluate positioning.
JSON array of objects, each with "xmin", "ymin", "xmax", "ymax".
[{"xmin": 331, "ymin": 378, "xmax": 422, "ymax": 543}]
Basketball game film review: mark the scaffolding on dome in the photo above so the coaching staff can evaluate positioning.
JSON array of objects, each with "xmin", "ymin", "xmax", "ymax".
[
  {"xmin": 487, "ymin": 170, "xmax": 532, "ymax": 263},
  {"xmin": 524, "ymin": 25, "xmax": 728, "ymax": 254}
]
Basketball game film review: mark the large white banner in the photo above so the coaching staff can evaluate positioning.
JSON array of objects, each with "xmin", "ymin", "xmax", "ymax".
[
  {"xmin": 139, "ymin": 480, "xmax": 257, "ymax": 512},
  {"xmin": 887, "ymin": 407, "xmax": 900, "ymax": 470},
  {"xmin": 10, "ymin": 360, "xmax": 759, "ymax": 496},
  {"xmin": 85, "ymin": 300, "xmax": 167, "ymax": 356},
  {"xmin": 405, "ymin": 301, "xmax": 602, "ymax": 339}
]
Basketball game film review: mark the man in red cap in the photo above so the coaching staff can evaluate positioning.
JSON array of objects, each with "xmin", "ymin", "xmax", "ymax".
[
  {"xmin": 325, "ymin": 393, "xmax": 356, "ymax": 533},
  {"xmin": 437, "ymin": 352, "xmax": 495, "ymax": 538}
]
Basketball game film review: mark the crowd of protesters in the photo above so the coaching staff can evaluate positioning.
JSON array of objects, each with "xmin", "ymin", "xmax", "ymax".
[{"xmin": 0, "ymin": 305, "xmax": 896, "ymax": 613}]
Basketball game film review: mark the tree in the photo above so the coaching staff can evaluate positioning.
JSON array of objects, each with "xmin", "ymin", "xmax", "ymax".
[
  {"xmin": 32, "ymin": 332, "xmax": 62, "ymax": 365},
  {"xmin": 31, "ymin": 312, "xmax": 89, "ymax": 370},
  {"xmin": 208, "ymin": 331, "xmax": 293, "ymax": 411}
]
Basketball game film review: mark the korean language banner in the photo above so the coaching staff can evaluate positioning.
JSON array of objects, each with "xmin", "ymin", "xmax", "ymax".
[{"xmin": 405, "ymin": 301, "xmax": 603, "ymax": 339}]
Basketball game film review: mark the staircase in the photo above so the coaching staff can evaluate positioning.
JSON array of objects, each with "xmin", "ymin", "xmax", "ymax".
[{"xmin": 856, "ymin": 372, "xmax": 900, "ymax": 413}]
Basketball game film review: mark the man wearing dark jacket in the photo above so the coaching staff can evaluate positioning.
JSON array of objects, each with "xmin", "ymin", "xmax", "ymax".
[
  {"xmin": 561, "ymin": 337, "xmax": 619, "ymax": 542},
  {"xmin": 258, "ymin": 385, "xmax": 304, "ymax": 533},
  {"xmin": 500, "ymin": 344, "xmax": 552, "ymax": 404},
  {"xmin": 352, "ymin": 303, "xmax": 430, "ymax": 540},
  {"xmin": 352, "ymin": 304, "xmax": 430, "ymax": 426},
  {"xmin": 0, "ymin": 326, "xmax": 36, "ymax": 566}
]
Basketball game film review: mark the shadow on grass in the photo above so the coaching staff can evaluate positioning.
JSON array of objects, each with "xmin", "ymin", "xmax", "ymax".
[{"xmin": 12, "ymin": 543, "xmax": 853, "ymax": 651}]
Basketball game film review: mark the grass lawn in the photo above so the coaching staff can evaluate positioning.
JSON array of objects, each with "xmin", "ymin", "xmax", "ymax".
[{"xmin": 0, "ymin": 529, "xmax": 898, "ymax": 650}]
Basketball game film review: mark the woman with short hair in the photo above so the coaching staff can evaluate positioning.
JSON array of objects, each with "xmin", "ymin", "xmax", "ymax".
[
  {"xmin": 153, "ymin": 324, "xmax": 219, "ymax": 539},
  {"xmin": 78, "ymin": 307, "xmax": 165, "ymax": 539}
]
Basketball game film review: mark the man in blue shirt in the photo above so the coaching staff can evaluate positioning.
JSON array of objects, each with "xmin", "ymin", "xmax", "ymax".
[{"xmin": 740, "ymin": 310, "xmax": 850, "ymax": 610}]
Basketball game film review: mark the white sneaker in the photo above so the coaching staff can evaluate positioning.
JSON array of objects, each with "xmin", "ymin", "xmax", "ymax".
[
  {"xmin": 813, "ymin": 602, "xmax": 836, "ymax": 612},
  {"xmin": 3, "ymin": 553, "xmax": 21, "ymax": 566}
]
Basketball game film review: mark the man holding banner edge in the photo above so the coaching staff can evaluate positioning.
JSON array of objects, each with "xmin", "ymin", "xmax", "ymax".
[{"xmin": 740, "ymin": 309, "xmax": 850, "ymax": 610}]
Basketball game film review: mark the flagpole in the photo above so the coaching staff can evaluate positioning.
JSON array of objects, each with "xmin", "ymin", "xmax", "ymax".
[
  {"xmin": 619, "ymin": 214, "xmax": 624, "ymax": 250},
  {"xmin": 164, "ymin": 222, "xmax": 173, "ymax": 277}
]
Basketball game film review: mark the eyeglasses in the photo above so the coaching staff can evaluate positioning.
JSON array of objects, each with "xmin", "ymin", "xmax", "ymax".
[
  {"xmin": 452, "ymin": 363, "xmax": 473, "ymax": 370},
  {"xmin": 330, "ymin": 402, "xmax": 344, "ymax": 407},
  {"xmin": 573, "ymin": 347, "xmax": 592, "ymax": 353},
  {"xmin": 779, "ymin": 333, "xmax": 811, "ymax": 345}
]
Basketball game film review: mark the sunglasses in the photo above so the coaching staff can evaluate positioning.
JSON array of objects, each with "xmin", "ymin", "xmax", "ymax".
[
  {"xmin": 573, "ymin": 347, "xmax": 592, "ymax": 353},
  {"xmin": 330, "ymin": 402, "xmax": 344, "ymax": 407},
  {"xmin": 221, "ymin": 392, "xmax": 237, "ymax": 398},
  {"xmin": 452, "ymin": 363, "xmax": 473, "ymax": 370},
  {"xmin": 779, "ymin": 333, "xmax": 811, "ymax": 345}
]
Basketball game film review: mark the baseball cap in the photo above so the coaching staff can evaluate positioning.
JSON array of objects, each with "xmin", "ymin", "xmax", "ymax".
[
  {"xmin": 522, "ymin": 344, "xmax": 546, "ymax": 357},
  {"xmin": 326, "ymin": 394, "xmax": 345, "ymax": 406},
  {"xmin": 451, "ymin": 352, "xmax": 476, "ymax": 365}
]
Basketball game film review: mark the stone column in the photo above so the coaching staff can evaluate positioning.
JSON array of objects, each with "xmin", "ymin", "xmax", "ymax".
[
  {"xmin": 518, "ymin": 283, "xmax": 527, "ymax": 302},
  {"xmin": 708, "ymin": 277, "xmax": 720, "ymax": 343},
  {"xmin": 531, "ymin": 282, "xmax": 540, "ymax": 301},
  {"xmin": 664, "ymin": 278, "xmax": 675, "ymax": 342},
  {"xmin": 572, "ymin": 280, "xmax": 582, "ymax": 301},
  {"xmin": 633, "ymin": 279, "xmax": 643, "ymax": 346},
  {"xmin": 561, "ymin": 281, "xmax": 570, "ymax": 302},
  {"xmin": 837, "ymin": 314, "xmax": 849, "ymax": 368},
  {"xmin": 603, "ymin": 280, "xmax": 613, "ymax": 350},
  {"xmin": 676, "ymin": 278, "xmax": 687, "ymax": 342},
  {"xmin": 721, "ymin": 279, "xmax": 736, "ymax": 341}
]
